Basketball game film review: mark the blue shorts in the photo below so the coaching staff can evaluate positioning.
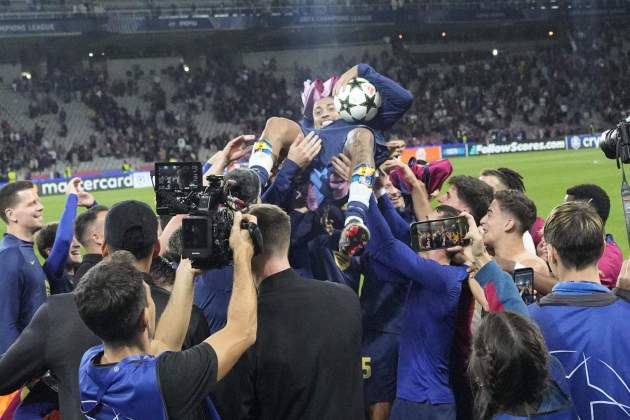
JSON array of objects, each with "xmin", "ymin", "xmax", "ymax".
[{"xmin": 362, "ymin": 330, "xmax": 399, "ymax": 405}]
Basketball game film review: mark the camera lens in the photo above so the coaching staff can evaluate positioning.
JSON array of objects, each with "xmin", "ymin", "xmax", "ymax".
[{"xmin": 599, "ymin": 128, "xmax": 619, "ymax": 160}]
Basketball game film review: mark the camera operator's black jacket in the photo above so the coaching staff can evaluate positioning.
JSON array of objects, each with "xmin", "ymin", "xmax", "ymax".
[
  {"xmin": 0, "ymin": 273, "xmax": 210, "ymax": 420},
  {"xmin": 213, "ymin": 268, "xmax": 364, "ymax": 420}
]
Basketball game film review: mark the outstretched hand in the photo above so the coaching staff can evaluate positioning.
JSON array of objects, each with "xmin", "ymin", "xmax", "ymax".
[
  {"xmin": 175, "ymin": 257, "xmax": 202, "ymax": 282},
  {"xmin": 229, "ymin": 212, "xmax": 257, "ymax": 259},
  {"xmin": 208, "ymin": 134, "xmax": 255, "ymax": 169},
  {"xmin": 66, "ymin": 177, "xmax": 95, "ymax": 207},
  {"xmin": 331, "ymin": 154, "xmax": 352, "ymax": 182},
  {"xmin": 287, "ymin": 132, "xmax": 322, "ymax": 168},
  {"xmin": 223, "ymin": 134, "xmax": 255, "ymax": 163},
  {"xmin": 381, "ymin": 159, "xmax": 421, "ymax": 189}
]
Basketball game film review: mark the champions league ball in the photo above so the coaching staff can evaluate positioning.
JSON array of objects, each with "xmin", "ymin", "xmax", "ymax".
[{"xmin": 334, "ymin": 77, "xmax": 382, "ymax": 123}]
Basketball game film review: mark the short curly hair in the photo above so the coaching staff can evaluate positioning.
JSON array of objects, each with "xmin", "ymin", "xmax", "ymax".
[
  {"xmin": 566, "ymin": 184, "xmax": 610, "ymax": 224},
  {"xmin": 449, "ymin": 175, "xmax": 493, "ymax": 223},
  {"xmin": 494, "ymin": 190, "xmax": 537, "ymax": 234}
]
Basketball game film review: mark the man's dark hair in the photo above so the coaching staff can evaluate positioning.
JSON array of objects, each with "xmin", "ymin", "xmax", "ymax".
[
  {"xmin": 74, "ymin": 251, "xmax": 147, "ymax": 345},
  {"xmin": 150, "ymin": 256, "xmax": 176, "ymax": 289},
  {"xmin": 105, "ymin": 201, "xmax": 158, "ymax": 261},
  {"xmin": 248, "ymin": 204, "xmax": 290, "ymax": 257},
  {"xmin": 74, "ymin": 205, "xmax": 109, "ymax": 247},
  {"xmin": 448, "ymin": 175, "xmax": 493, "ymax": 223},
  {"xmin": 435, "ymin": 205, "xmax": 460, "ymax": 219},
  {"xmin": 225, "ymin": 168, "xmax": 261, "ymax": 206},
  {"xmin": 35, "ymin": 222, "xmax": 58, "ymax": 259},
  {"xmin": 108, "ymin": 232, "xmax": 154, "ymax": 261},
  {"xmin": 0, "ymin": 180, "xmax": 35, "ymax": 223},
  {"xmin": 161, "ymin": 227, "xmax": 183, "ymax": 264},
  {"xmin": 469, "ymin": 311, "xmax": 550, "ymax": 420},
  {"xmin": 544, "ymin": 201, "xmax": 604, "ymax": 270},
  {"xmin": 481, "ymin": 168, "xmax": 525, "ymax": 192},
  {"xmin": 566, "ymin": 184, "xmax": 610, "ymax": 224},
  {"xmin": 494, "ymin": 190, "xmax": 537, "ymax": 234}
]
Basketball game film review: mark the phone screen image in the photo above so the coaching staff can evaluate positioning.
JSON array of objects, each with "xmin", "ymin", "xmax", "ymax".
[
  {"xmin": 410, "ymin": 216, "xmax": 469, "ymax": 252},
  {"xmin": 513, "ymin": 267, "xmax": 535, "ymax": 305}
]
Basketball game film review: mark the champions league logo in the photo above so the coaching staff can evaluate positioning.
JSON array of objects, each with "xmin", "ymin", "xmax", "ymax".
[{"xmin": 570, "ymin": 136, "xmax": 583, "ymax": 150}]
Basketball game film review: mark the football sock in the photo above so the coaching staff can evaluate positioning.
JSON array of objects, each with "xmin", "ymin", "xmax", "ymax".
[
  {"xmin": 248, "ymin": 137, "xmax": 274, "ymax": 187},
  {"xmin": 345, "ymin": 164, "xmax": 375, "ymax": 225}
]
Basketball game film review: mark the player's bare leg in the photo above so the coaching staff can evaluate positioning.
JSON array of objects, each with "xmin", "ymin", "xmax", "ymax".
[
  {"xmin": 368, "ymin": 402, "xmax": 391, "ymax": 420},
  {"xmin": 339, "ymin": 127, "xmax": 376, "ymax": 256},
  {"xmin": 249, "ymin": 117, "xmax": 302, "ymax": 187}
]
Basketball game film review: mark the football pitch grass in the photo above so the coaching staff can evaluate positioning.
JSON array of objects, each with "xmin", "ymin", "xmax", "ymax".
[{"xmin": 3, "ymin": 148, "xmax": 628, "ymax": 258}]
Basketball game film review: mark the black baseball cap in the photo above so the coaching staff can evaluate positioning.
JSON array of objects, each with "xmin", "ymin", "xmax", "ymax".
[{"xmin": 104, "ymin": 200, "xmax": 158, "ymax": 252}]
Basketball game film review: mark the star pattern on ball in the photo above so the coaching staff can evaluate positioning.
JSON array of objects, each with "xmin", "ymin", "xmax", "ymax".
[
  {"xmin": 362, "ymin": 93, "xmax": 378, "ymax": 114},
  {"xmin": 347, "ymin": 78, "xmax": 364, "ymax": 90},
  {"xmin": 338, "ymin": 95, "xmax": 352, "ymax": 114}
]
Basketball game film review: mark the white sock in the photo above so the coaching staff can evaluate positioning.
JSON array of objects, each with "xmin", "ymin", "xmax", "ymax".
[{"xmin": 248, "ymin": 138, "xmax": 274, "ymax": 173}]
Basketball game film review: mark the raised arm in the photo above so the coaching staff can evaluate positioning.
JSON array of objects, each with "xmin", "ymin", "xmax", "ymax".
[
  {"xmin": 202, "ymin": 134, "xmax": 256, "ymax": 179},
  {"xmin": 360, "ymin": 64, "xmax": 413, "ymax": 130},
  {"xmin": 376, "ymin": 193, "xmax": 410, "ymax": 244},
  {"xmin": 333, "ymin": 64, "xmax": 412, "ymax": 131},
  {"xmin": 381, "ymin": 159, "xmax": 432, "ymax": 221},
  {"xmin": 43, "ymin": 193, "xmax": 77, "ymax": 283},
  {"xmin": 475, "ymin": 262, "xmax": 528, "ymax": 317},
  {"xmin": 366, "ymin": 195, "xmax": 463, "ymax": 291},
  {"xmin": 150, "ymin": 258, "xmax": 198, "ymax": 354},
  {"xmin": 205, "ymin": 212, "xmax": 257, "ymax": 381}
]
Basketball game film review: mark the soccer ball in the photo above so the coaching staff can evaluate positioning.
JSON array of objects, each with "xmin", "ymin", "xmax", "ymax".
[{"xmin": 334, "ymin": 77, "xmax": 381, "ymax": 123}]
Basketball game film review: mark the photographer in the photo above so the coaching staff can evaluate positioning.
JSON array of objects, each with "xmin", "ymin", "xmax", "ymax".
[
  {"xmin": 364, "ymin": 192, "xmax": 533, "ymax": 419},
  {"xmin": 529, "ymin": 201, "xmax": 630, "ymax": 419},
  {"xmin": 0, "ymin": 201, "xmax": 209, "ymax": 419},
  {"xmin": 363, "ymin": 194, "xmax": 467, "ymax": 419},
  {"xmin": 213, "ymin": 204, "xmax": 364, "ymax": 420},
  {"xmin": 167, "ymin": 168, "xmax": 261, "ymax": 333},
  {"xmin": 75, "ymin": 211, "xmax": 257, "ymax": 419}
]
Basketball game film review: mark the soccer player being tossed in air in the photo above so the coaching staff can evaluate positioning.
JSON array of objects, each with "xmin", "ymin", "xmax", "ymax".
[{"xmin": 248, "ymin": 64, "xmax": 412, "ymax": 255}]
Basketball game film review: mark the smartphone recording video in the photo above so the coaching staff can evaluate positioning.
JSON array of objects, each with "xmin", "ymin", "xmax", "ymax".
[
  {"xmin": 513, "ymin": 267, "xmax": 535, "ymax": 305},
  {"xmin": 410, "ymin": 216, "xmax": 469, "ymax": 252},
  {"xmin": 155, "ymin": 162, "xmax": 202, "ymax": 192}
]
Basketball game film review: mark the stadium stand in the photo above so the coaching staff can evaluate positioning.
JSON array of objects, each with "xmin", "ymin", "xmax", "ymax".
[{"xmin": 1, "ymin": 15, "xmax": 629, "ymax": 178}]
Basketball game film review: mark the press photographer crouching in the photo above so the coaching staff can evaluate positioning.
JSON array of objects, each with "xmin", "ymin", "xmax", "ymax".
[{"xmin": 74, "ymin": 211, "xmax": 258, "ymax": 419}]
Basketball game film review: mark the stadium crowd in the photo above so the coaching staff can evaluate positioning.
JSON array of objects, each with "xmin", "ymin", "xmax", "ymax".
[
  {"xmin": 3, "ymin": 23, "xmax": 630, "ymax": 176},
  {"xmin": 0, "ymin": 59, "xmax": 629, "ymax": 420}
]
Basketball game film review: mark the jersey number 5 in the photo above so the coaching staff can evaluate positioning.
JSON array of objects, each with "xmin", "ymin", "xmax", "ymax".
[{"xmin": 361, "ymin": 357, "xmax": 372, "ymax": 379}]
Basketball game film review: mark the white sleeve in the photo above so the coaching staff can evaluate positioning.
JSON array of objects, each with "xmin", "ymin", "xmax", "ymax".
[{"xmin": 522, "ymin": 231, "xmax": 537, "ymax": 256}]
